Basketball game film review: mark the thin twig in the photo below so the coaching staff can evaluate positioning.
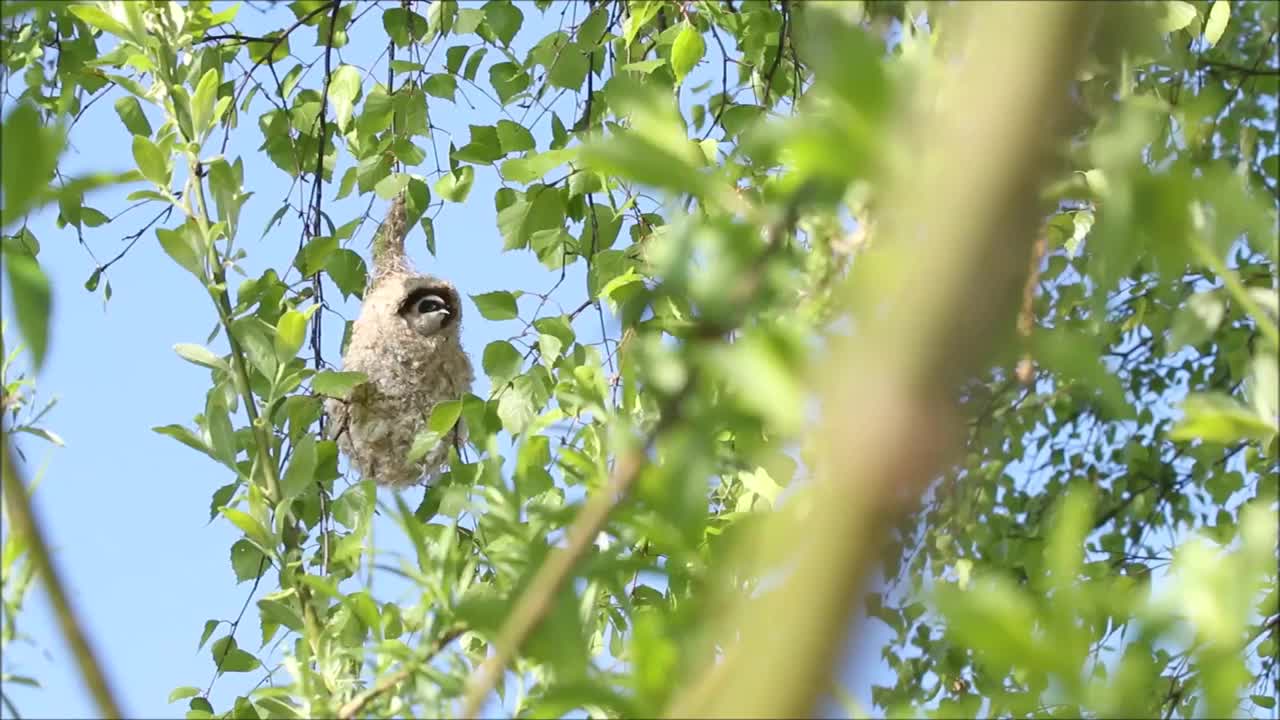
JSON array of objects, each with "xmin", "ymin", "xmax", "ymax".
[
  {"xmin": 335, "ymin": 626, "xmax": 466, "ymax": 719},
  {"xmin": 760, "ymin": 0, "xmax": 788, "ymax": 106},
  {"xmin": 95, "ymin": 203, "xmax": 175, "ymax": 276},
  {"xmin": 701, "ymin": 21, "xmax": 731, "ymax": 141},
  {"xmin": 1199, "ymin": 59, "xmax": 1280, "ymax": 76},
  {"xmin": 459, "ymin": 412, "xmax": 676, "ymax": 719},
  {"xmin": 220, "ymin": 1, "xmax": 337, "ymax": 155},
  {"xmin": 203, "ymin": 557, "xmax": 267, "ymax": 697}
]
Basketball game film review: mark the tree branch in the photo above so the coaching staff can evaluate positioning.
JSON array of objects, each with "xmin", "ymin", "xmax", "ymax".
[
  {"xmin": 1, "ymin": 427, "xmax": 124, "ymax": 719},
  {"xmin": 665, "ymin": 3, "xmax": 1102, "ymax": 716},
  {"xmin": 336, "ymin": 626, "xmax": 466, "ymax": 720},
  {"xmin": 459, "ymin": 405, "xmax": 679, "ymax": 720},
  {"xmin": 1199, "ymin": 59, "xmax": 1280, "ymax": 76},
  {"xmin": 761, "ymin": 0, "xmax": 789, "ymax": 105}
]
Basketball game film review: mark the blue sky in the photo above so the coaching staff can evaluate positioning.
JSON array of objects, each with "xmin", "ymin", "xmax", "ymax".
[{"xmin": 1, "ymin": 2, "xmax": 894, "ymax": 717}]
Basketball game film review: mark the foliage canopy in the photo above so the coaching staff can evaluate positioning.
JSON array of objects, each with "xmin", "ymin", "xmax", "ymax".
[{"xmin": 1, "ymin": 1, "xmax": 1277, "ymax": 718}]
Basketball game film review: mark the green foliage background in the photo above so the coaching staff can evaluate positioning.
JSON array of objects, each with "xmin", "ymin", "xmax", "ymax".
[{"xmin": 1, "ymin": 1, "xmax": 1277, "ymax": 718}]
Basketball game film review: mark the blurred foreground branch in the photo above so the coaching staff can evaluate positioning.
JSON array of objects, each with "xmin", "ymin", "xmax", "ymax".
[
  {"xmin": 665, "ymin": 2, "xmax": 1101, "ymax": 716},
  {"xmin": 1, "ymin": 422, "xmax": 124, "ymax": 718}
]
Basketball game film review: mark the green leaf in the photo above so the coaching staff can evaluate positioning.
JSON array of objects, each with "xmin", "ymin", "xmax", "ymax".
[
  {"xmin": 1065, "ymin": 209, "xmax": 1094, "ymax": 257},
  {"xmin": 483, "ymin": 340, "xmax": 523, "ymax": 385},
  {"xmin": 274, "ymin": 309, "xmax": 308, "ymax": 364},
  {"xmin": 1168, "ymin": 292, "xmax": 1224, "ymax": 350},
  {"xmin": 580, "ymin": 130, "xmax": 710, "ymax": 197},
  {"xmin": 534, "ymin": 315, "xmax": 575, "ymax": 347},
  {"xmin": 497, "ymin": 377, "xmax": 536, "ymax": 434},
  {"xmin": 496, "ymin": 186, "xmax": 565, "ymax": 250},
  {"xmin": 489, "ymin": 61, "xmax": 530, "ymax": 104},
  {"xmin": 258, "ymin": 598, "xmax": 304, "ymax": 633},
  {"xmin": 516, "ymin": 434, "xmax": 552, "ymax": 495},
  {"xmin": 173, "ymin": 343, "xmax": 228, "ymax": 373},
  {"xmin": 68, "ymin": 4, "xmax": 132, "ymax": 38},
  {"xmin": 428, "ymin": 0, "xmax": 456, "ymax": 35},
  {"xmin": 210, "ymin": 636, "xmax": 261, "ymax": 673},
  {"xmin": 220, "ymin": 507, "xmax": 273, "ymax": 549},
  {"xmin": 407, "ymin": 400, "xmax": 463, "ymax": 463},
  {"xmin": 154, "ymin": 424, "xmax": 214, "ymax": 458},
  {"xmin": 548, "ymin": 44, "xmax": 589, "ymax": 90},
  {"xmin": 296, "ymin": 235, "xmax": 338, "ymax": 277},
  {"xmin": 390, "ymin": 60, "xmax": 425, "ymax": 75},
  {"xmin": 578, "ymin": 4, "xmax": 609, "ymax": 46},
  {"xmin": 281, "ymin": 434, "xmax": 317, "ymax": 500},
  {"xmin": 620, "ymin": 59, "xmax": 667, "ymax": 75},
  {"xmin": 483, "ymin": 0, "xmax": 523, "ymax": 46},
  {"xmin": 189, "ymin": 696, "xmax": 214, "ymax": 717},
  {"xmin": 2, "ymin": 244, "xmax": 51, "ymax": 369},
  {"xmin": 500, "ymin": 147, "xmax": 575, "ymax": 184},
  {"xmin": 168, "ymin": 687, "xmax": 202, "ymax": 704},
  {"xmin": 157, "ymin": 226, "xmax": 204, "ymax": 279},
  {"xmin": 1203, "ymin": 0, "xmax": 1229, "ymax": 47},
  {"xmin": 935, "ymin": 576, "xmax": 1057, "ymax": 680},
  {"xmin": 81, "ymin": 207, "xmax": 110, "ymax": 228},
  {"xmin": 132, "ymin": 135, "xmax": 170, "ymax": 187},
  {"xmin": 471, "ymin": 291, "xmax": 519, "ymax": 320},
  {"xmin": 312, "ymin": 370, "xmax": 368, "ymax": 399},
  {"xmin": 1170, "ymin": 392, "xmax": 1278, "ymax": 444},
  {"xmin": 113, "ymin": 96, "xmax": 152, "ymax": 137},
  {"xmin": 496, "ymin": 119, "xmax": 535, "ymax": 154},
  {"xmin": 247, "ymin": 32, "xmax": 290, "ymax": 65},
  {"xmin": 329, "ymin": 64, "xmax": 363, "ymax": 131},
  {"xmin": 537, "ymin": 333, "xmax": 563, "ymax": 366},
  {"xmin": 424, "ymin": 73, "xmax": 457, "ymax": 100},
  {"xmin": 1249, "ymin": 352, "xmax": 1278, "ymax": 426},
  {"xmin": 435, "ymin": 166, "xmax": 475, "ymax": 203},
  {"xmin": 1159, "ymin": 1, "xmax": 1198, "ymax": 32},
  {"xmin": 671, "ymin": 21, "xmax": 705, "ymax": 85},
  {"xmin": 230, "ymin": 539, "xmax": 266, "ymax": 583},
  {"xmin": 383, "ymin": 7, "xmax": 427, "ymax": 46},
  {"xmin": 738, "ymin": 466, "xmax": 783, "ymax": 506},
  {"xmin": 191, "ymin": 68, "xmax": 221, "ymax": 139},
  {"xmin": 231, "ymin": 317, "xmax": 278, "ymax": 382},
  {"xmin": 453, "ymin": 124, "xmax": 504, "ymax": 164},
  {"xmin": 170, "ymin": 85, "xmax": 196, "ymax": 141},
  {"xmin": 1, "ymin": 104, "xmax": 64, "ymax": 227},
  {"xmin": 623, "ymin": 0, "xmax": 661, "ymax": 46},
  {"xmin": 12, "ymin": 426, "xmax": 62, "ymax": 447},
  {"xmin": 198, "ymin": 620, "xmax": 220, "ymax": 650},
  {"xmin": 446, "ymin": 45, "xmax": 469, "ymax": 74},
  {"xmin": 463, "ymin": 47, "xmax": 488, "ymax": 81},
  {"xmin": 375, "ymin": 173, "xmax": 411, "ymax": 200},
  {"xmin": 325, "ymin": 248, "xmax": 367, "ymax": 299},
  {"xmin": 422, "ymin": 216, "xmax": 436, "ymax": 255},
  {"xmin": 796, "ymin": 4, "xmax": 888, "ymax": 120}
]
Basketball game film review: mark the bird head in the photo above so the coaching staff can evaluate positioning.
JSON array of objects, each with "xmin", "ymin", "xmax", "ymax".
[{"xmin": 396, "ymin": 276, "xmax": 462, "ymax": 339}]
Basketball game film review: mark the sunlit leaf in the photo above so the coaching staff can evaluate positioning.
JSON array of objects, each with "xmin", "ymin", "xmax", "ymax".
[
  {"xmin": 671, "ymin": 21, "xmax": 705, "ymax": 85},
  {"xmin": 1169, "ymin": 392, "xmax": 1278, "ymax": 444}
]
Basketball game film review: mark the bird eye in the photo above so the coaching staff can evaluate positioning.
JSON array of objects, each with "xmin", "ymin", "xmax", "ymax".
[{"xmin": 416, "ymin": 295, "xmax": 445, "ymax": 314}]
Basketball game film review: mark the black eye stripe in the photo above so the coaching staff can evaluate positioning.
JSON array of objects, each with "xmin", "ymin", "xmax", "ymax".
[{"xmin": 399, "ymin": 287, "xmax": 458, "ymax": 319}]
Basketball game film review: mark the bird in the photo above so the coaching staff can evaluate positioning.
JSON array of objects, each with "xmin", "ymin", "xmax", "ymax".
[{"xmin": 326, "ymin": 193, "xmax": 474, "ymax": 488}]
